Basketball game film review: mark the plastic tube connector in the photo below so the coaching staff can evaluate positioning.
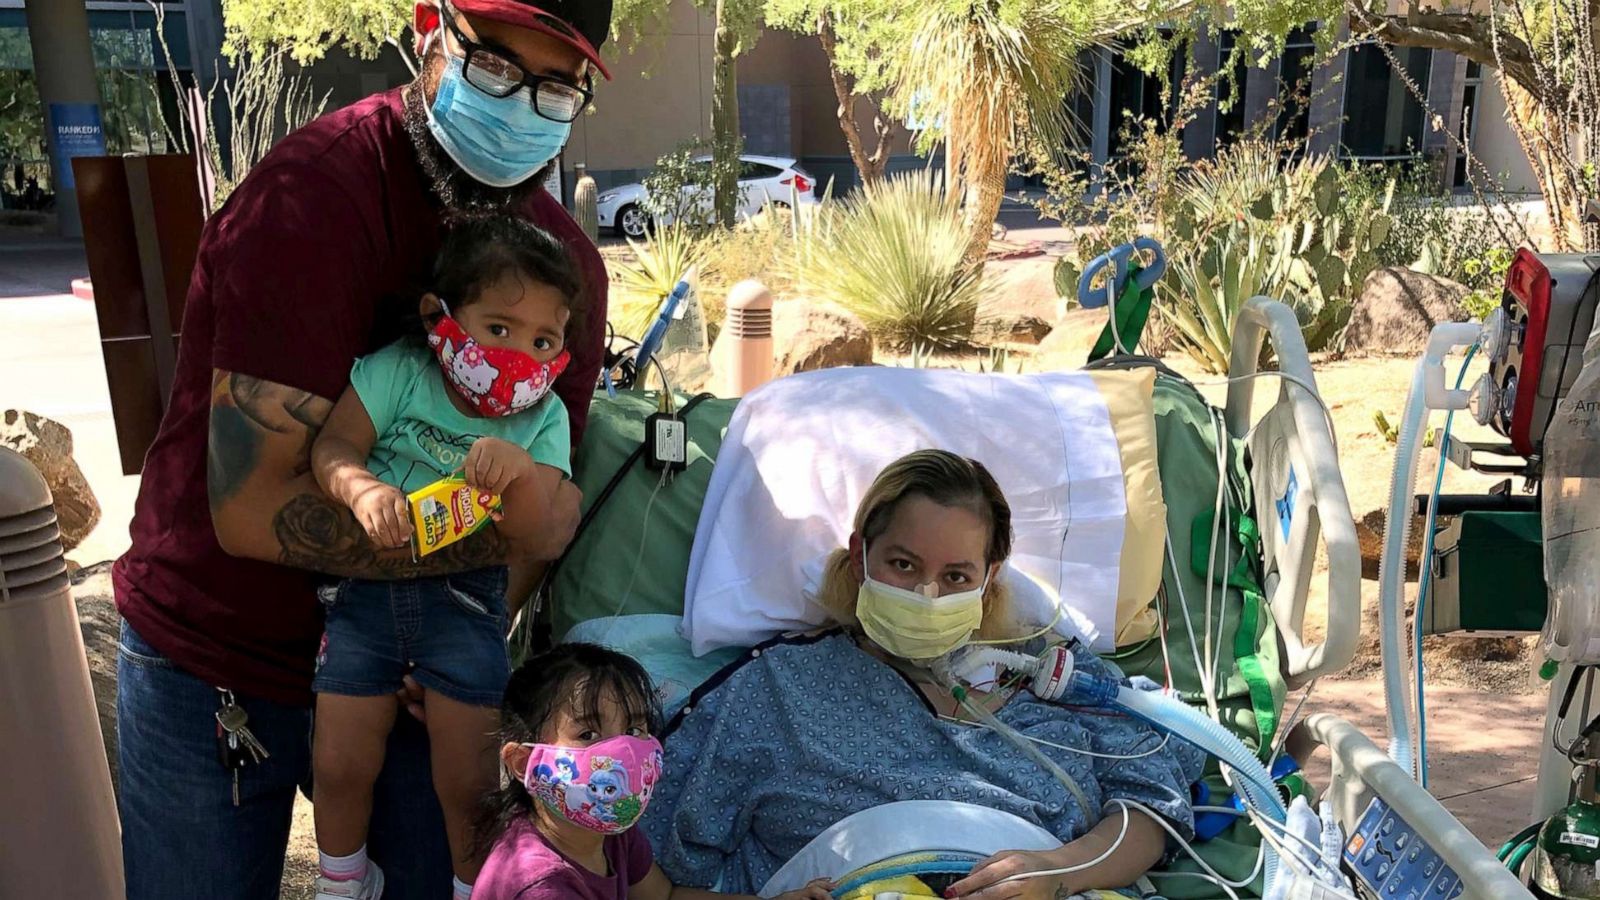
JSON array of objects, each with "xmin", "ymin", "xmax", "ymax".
[{"xmin": 1421, "ymin": 322, "xmax": 1485, "ymax": 410}]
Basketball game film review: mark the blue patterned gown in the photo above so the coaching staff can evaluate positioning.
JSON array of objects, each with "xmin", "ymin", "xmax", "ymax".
[{"xmin": 642, "ymin": 632, "xmax": 1207, "ymax": 892}]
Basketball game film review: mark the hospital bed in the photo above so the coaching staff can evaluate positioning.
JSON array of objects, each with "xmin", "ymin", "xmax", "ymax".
[{"xmin": 527, "ymin": 297, "xmax": 1533, "ymax": 899}]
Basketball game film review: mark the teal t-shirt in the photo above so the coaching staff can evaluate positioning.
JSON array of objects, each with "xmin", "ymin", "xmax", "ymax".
[{"xmin": 351, "ymin": 341, "xmax": 572, "ymax": 493}]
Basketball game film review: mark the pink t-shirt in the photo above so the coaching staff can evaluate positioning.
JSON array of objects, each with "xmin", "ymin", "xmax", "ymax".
[{"xmin": 473, "ymin": 817, "xmax": 655, "ymax": 900}]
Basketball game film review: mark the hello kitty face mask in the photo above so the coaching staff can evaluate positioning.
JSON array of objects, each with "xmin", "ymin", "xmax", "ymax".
[
  {"xmin": 427, "ymin": 301, "xmax": 570, "ymax": 418},
  {"xmin": 522, "ymin": 734, "xmax": 664, "ymax": 834}
]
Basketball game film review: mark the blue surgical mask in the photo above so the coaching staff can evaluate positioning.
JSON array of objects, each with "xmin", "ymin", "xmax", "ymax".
[{"xmin": 425, "ymin": 53, "xmax": 571, "ymax": 188}]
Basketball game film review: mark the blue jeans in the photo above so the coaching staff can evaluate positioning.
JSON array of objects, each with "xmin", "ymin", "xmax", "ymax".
[
  {"xmin": 315, "ymin": 568, "xmax": 511, "ymax": 708},
  {"xmin": 117, "ymin": 620, "xmax": 453, "ymax": 899}
]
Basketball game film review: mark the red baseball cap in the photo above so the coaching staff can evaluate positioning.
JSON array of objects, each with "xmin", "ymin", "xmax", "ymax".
[{"xmin": 448, "ymin": 0, "xmax": 614, "ymax": 80}]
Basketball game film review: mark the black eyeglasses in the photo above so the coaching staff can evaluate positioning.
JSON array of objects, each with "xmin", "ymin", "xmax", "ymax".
[{"xmin": 439, "ymin": 3, "xmax": 594, "ymax": 124}]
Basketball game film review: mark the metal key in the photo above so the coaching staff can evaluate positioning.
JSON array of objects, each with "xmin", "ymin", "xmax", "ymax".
[{"xmin": 216, "ymin": 691, "xmax": 269, "ymax": 763}]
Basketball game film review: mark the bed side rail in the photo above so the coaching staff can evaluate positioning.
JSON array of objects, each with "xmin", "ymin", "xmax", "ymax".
[
  {"xmin": 1306, "ymin": 714, "xmax": 1534, "ymax": 900},
  {"xmin": 1224, "ymin": 298, "xmax": 1361, "ymax": 685}
]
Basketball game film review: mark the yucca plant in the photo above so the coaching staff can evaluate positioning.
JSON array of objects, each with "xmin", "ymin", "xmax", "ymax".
[
  {"xmin": 791, "ymin": 172, "xmax": 992, "ymax": 349},
  {"xmin": 888, "ymin": 0, "xmax": 1098, "ymax": 262},
  {"xmin": 1160, "ymin": 219, "xmax": 1280, "ymax": 374},
  {"xmin": 609, "ymin": 222, "xmax": 705, "ymax": 340}
]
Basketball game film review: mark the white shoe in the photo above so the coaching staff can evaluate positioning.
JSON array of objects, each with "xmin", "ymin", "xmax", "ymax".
[{"xmin": 314, "ymin": 862, "xmax": 385, "ymax": 900}]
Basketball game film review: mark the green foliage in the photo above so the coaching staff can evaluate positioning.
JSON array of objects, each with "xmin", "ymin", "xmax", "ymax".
[
  {"xmin": 610, "ymin": 222, "xmax": 705, "ymax": 340},
  {"xmin": 791, "ymin": 172, "xmax": 991, "ymax": 350},
  {"xmin": 1459, "ymin": 247, "xmax": 1515, "ymax": 320},
  {"xmin": 639, "ymin": 137, "xmax": 747, "ymax": 230},
  {"xmin": 1375, "ymin": 410, "xmax": 1437, "ymax": 448},
  {"xmin": 221, "ymin": 0, "xmax": 413, "ymax": 67},
  {"xmin": 1158, "ymin": 144, "xmax": 1396, "ymax": 371}
]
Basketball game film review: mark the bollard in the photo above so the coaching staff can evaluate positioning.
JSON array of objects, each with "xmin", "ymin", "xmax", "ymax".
[
  {"xmin": 721, "ymin": 279, "xmax": 774, "ymax": 397},
  {"xmin": 0, "ymin": 447, "xmax": 124, "ymax": 897}
]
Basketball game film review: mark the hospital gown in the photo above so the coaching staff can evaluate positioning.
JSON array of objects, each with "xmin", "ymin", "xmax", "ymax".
[{"xmin": 643, "ymin": 632, "xmax": 1207, "ymax": 892}]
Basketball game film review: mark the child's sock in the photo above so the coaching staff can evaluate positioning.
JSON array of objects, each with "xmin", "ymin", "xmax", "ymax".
[
  {"xmin": 318, "ymin": 846, "xmax": 369, "ymax": 882},
  {"xmin": 452, "ymin": 876, "xmax": 473, "ymax": 900}
]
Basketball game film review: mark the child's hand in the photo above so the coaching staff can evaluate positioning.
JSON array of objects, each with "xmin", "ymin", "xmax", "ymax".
[
  {"xmin": 773, "ymin": 879, "xmax": 834, "ymax": 899},
  {"xmin": 352, "ymin": 483, "xmax": 411, "ymax": 549},
  {"xmin": 464, "ymin": 437, "xmax": 531, "ymax": 495}
]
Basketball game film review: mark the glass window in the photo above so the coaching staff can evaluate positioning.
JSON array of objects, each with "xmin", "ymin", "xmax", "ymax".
[
  {"xmin": 738, "ymin": 162, "xmax": 784, "ymax": 180},
  {"xmin": 1107, "ymin": 32, "xmax": 1186, "ymax": 159},
  {"xmin": 1274, "ymin": 25, "xmax": 1316, "ymax": 148},
  {"xmin": 1340, "ymin": 43, "xmax": 1433, "ymax": 159},
  {"xmin": 1214, "ymin": 30, "xmax": 1249, "ymax": 148}
]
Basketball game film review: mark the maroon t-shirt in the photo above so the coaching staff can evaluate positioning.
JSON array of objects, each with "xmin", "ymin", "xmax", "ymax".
[{"xmin": 112, "ymin": 88, "xmax": 608, "ymax": 706}]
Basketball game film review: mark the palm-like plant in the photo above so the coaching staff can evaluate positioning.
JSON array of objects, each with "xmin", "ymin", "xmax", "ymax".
[{"xmin": 888, "ymin": 0, "xmax": 1099, "ymax": 262}]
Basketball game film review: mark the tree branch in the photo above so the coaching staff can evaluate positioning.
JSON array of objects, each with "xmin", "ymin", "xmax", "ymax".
[
  {"xmin": 1345, "ymin": 1, "xmax": 1554, "ymax": 105},
  {"xmin": 817, "ymin": 15, "xmax": 886, "ymax": 184}
]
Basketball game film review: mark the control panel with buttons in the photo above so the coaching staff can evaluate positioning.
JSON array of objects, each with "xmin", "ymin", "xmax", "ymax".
[{"xmin": 1343, "ymin": 797, "xmax": 1465, "ymax": 899}]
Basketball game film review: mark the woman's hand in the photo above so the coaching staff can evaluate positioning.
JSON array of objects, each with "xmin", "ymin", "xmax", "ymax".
[
  {"xmin": 946, "ymin": 849, "xmax": 1066, "ymax": 899},
  {"xmin": 771, "ymin": 878, "xmax": 835, "ymax": 900}
]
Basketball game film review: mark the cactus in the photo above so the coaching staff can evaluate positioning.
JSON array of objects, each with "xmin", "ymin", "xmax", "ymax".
[
  {"xmin": 1052, "ymin": 256, "xmax": 1079, "ymax": 303},
  {"xmin": 574, "ymin": 167, "xmax": 599, "ymax": 243},
  {"xmin": 1162, "ymin": 151, "xmax": 1398, "ymax": 363}
]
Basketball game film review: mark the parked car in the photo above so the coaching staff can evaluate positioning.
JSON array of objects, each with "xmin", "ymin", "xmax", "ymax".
[{"xmin": 595, "ymin": 154, "xmax": 818, "ymax": 238}]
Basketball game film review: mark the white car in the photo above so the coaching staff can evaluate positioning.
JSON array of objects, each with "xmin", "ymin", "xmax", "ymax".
[{"xmin": 595, "ymin": 154, "xmax": 818, "ymax": 238}]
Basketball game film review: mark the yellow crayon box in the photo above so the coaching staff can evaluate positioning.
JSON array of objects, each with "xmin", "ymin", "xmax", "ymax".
[{"xmin": 407, "ymin": 475, "xmax": 501, "ymax": 557}]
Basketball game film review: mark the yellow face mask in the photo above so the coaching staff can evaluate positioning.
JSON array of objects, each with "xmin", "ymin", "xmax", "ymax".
[{"xmin": 855, "ymin": 543, "xmax": 987, "ymax": 660}]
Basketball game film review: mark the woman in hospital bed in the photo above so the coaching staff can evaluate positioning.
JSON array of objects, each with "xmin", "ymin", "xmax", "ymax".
[{"xmin": 641, "ymin": 450, "xmax": 1205, "ymax": 899}]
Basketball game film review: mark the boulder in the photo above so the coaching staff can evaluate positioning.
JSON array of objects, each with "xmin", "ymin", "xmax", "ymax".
[
  {"xmin": 770, "ymin": 299, "xmax": 875, "ymax": 376},
  {"xmin": 73, "ymin": 568, "xmax": 121, "ymax": 789},
  {"xmin": 1030, "ymin": 308, "xmax": 1108, "ymax": 370},
  {"xmin": 975, "ymin": 257, "xmax": 1058, "ymax": 345},
  {"xmin": 1355, "ymin": 507, "xmax": 1422, "ymax": 581},
  {"xmin": 0, "ymin": 410, "xmax": 100, "ymax": 551},
  {"xmin": 1342, "ymin": 268, "xmax": 1471, "ymax": 357}
]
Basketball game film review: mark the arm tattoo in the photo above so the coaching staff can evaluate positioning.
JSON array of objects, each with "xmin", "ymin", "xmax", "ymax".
[
  {"xmin": 273, "ymin": 493, "xmax": 508, "ymax": 579},
  {"xmin": 207, "ymin": 372, "xmax": 331, "ymax": 508}
]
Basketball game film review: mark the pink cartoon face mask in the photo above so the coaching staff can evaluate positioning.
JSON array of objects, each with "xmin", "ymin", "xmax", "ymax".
[
  {"xmin": 428, "ymin": 302, "xmax": 570, "ymax": 418},
  {"xmin": 522, "ymin": 734, "xmax": 664, "ymax": 834}
]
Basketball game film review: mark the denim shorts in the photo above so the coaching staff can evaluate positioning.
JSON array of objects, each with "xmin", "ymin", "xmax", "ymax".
[{"xmin": 312, "ymin": 567, "xmax": 512, "ymax": 708}]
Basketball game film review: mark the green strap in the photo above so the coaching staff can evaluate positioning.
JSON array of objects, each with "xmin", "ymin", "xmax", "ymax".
[
  {"xmin": 1189, "ymin": 509, "xmax": 1280, "ymax": 756},
  {"xmin": 1087, "ymin": 262, "xmax": 1156, "ymax": 363}
]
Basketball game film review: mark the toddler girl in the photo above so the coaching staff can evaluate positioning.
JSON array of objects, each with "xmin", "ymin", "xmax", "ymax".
[
  {"xmin": 474, "ymin": 643, "xmax": 833, "ymax": 899},
  {"xmin": 308, "ymin": 215, "xmax": 580, "ymax": 900}
]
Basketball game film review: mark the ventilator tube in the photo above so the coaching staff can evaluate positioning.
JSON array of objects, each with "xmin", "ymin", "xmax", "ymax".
[
  {"xmin": 950, "ymin": 645, "xmax": 1287, "ymax": 897},
  {"xmin": 1376, "ymin": 322, "xmax": 1481, "ymax": 783}
]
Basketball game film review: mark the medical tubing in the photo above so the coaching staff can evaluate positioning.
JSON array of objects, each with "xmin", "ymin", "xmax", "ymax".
[
  {"xmin": 1110, "ymin": 684, "xmax": 1285, "ymax": 899},
  {"xmin": 1378, "ymin": 323, "xmax": 1480, "ymax": 783},
  {"xmin": 953, "ymin": 687, "xmax": 1094, "ymax": 816},
  {"xmin": 1414, "ymin": 344, "xmax": 1479, "ymax": 789}
]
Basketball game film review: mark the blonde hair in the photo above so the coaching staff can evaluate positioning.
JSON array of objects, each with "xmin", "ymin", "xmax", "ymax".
[{"xmin": 816, "ymin": 450, "xmax": 1023, "ymax": 642}]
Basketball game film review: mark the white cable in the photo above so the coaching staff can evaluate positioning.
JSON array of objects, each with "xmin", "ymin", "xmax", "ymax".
[
  {"xmin": 1210, "ymin": 407, "xmax": 1233, "ymax": 711},
  {"xmin": 601, "ymin": 465, "xmax": 671, "ymax": 641},
  {"xmin": 1200, "ymin": 407, "xmax": 1227, "ymax": 721},
  {"xmin": 1186, "ymin": 370, "xmax": 1340, "ymax": 454},
  {"xmin": 1268, "ymin": 680, "xmax": 1317, "ymax": 775},
  {"xmin": 989, "ymin": 802, "xmax": 1131, "ymax": 888},
  {"xmin": 1118, "ymin": 798, "xmax": 1243, "ymax": 898},
  {"xmin": 1009, "ymin": 727, "xmax": 1175, "ymax": 761},
  {"xmin": 1167, "ymin": 534, "xmax": 1220, "ymax": 722}
]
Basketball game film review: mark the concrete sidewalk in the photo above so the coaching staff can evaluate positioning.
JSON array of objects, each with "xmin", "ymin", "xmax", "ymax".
[
  {"xmin": 1301, "ymin": 678, "xmax": 1547, "ymax": 849},
  {"xmin": 0, "ymin": 239, "xmax": 141, "ymax": 566}
]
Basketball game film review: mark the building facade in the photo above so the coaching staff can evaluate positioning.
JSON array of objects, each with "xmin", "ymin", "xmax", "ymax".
[{"xmin": 2, "ymin": 0, "xmax": 1541, "ymax": 219}]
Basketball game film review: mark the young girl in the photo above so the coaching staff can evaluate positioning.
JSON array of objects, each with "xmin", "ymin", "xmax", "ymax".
[
  {"xmin": 308, "ymin": 215, "xmax": 580, "ymax": 900},
  {"xmin": 475, "ymin": 643, "xmax": 834, "ymax": 900}
]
